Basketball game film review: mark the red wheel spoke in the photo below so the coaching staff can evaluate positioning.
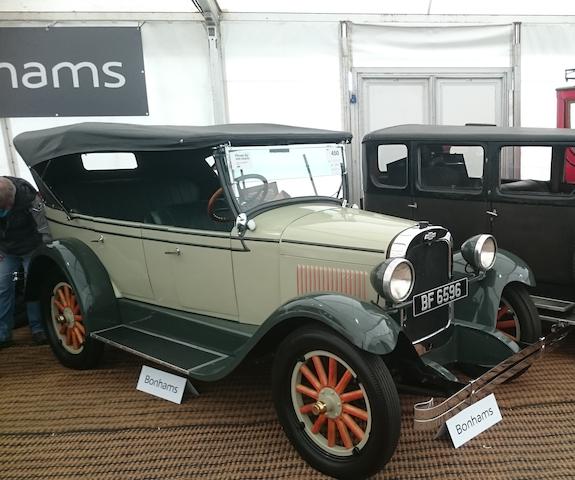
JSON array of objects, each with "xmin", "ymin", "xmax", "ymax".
[
  {"xmin": 335, "ymin": 418, "xmax": 353, "ymax": 449},
  {"xmin": 340, "ymin": 389, "xmax": 365, "ymax": 403},
  {"xmin": 328, "ymin": 357, "xmax": 337, "ymax": 387},
  {"xmin": 299, "ymin": 404, "xmax": 315, "ymax": 414},
  {"xmin": 342, "ymin": 413, "xmax": 364, "ymax": 441},
  {"xmin": 335, "ymin": 370, "xmax": 353, "ymax": 394},
  {"xmin": 59, "ymin": 325, "xmax": 67, "ymax": 335},
  {"xmin": 72, "ymin": 327, "xmax": 84, "ymax": 345},
  {"xmin": 300, "ymin": 364, "xmax": 322, "ymax": 392},
  {"xmin": 66, "ymin": 328, "xmax": 73, "ymax": 347},
  {"xmin": 54, "ymin": 300, "xmax": 66, "ymax": 312},
  {"xmin": 311, "ymin": 414, "xmax": 327, "ymax": 434},
  {"xmin": 312, "ymin": 356, "xmax": 328, "ymax": 387},
  {"xmin": 497, "ymin": 319, "xmax": 516, "ymax": 330},
  {"xmin": 296, "ymin": 384, "xmax": 319, "ymax": 400},
  {"xmin": 497, "ymin": 305, "xmax": 509, "ymax": 321},
  {"xmin": 57, "ymin": 289, "xmax": 67, "ymax": 307},
  {"xmin": 75, "ymin": 322, "xmax": 86, "ymax": 335},
  {"xmin": 327, "ymin": 419, "xmax": 336, "ymax": 447},
  {"xmin": 342, "ymin": 403, "xmax": 369, "ymax": 421}
]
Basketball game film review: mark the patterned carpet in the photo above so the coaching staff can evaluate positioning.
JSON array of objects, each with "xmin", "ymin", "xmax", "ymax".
[{"xmin": 1, "ymin": 327, "xmax": 574, "ymax": 480}]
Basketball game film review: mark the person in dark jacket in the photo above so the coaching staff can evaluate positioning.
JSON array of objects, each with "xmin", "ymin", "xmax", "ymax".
[{"xmin": 0, "ymin": 176, "xmax": 52, "ymax": 348}]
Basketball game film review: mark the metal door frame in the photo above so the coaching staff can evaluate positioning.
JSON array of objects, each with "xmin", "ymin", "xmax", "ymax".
[{"xmin": 349, "ymin": 67, "xmax": 512, "ymax": 204}]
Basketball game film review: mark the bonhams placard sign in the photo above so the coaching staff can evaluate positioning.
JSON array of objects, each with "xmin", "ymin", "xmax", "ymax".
[{"xmin": 0, "ymin": 27, "xmax": 149, "ymax": 117}]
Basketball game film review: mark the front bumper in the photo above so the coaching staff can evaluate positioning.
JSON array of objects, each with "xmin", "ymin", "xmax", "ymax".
[{"xmin": 413, "ymin": 326, "xmax": 570, "ymax": 431}]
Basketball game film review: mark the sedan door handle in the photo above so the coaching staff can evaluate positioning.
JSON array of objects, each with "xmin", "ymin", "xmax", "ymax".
[
  {"xmin": 90, "ymin": 235, "xmax": 105, "ymax": 243},
  {"xmin": 408, "ymin": 202, "xmax": 418, "ymax": 209},
  {"xmin": 164, "ymin": 248, "xmax": 181, "ymax": 256},
  {"xmin": 486, "ymin": 209, "xmax": 498, "ymax": 217}
]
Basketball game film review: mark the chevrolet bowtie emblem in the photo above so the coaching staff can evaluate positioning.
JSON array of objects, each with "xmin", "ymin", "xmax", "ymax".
[{"xmin": 424, "ymin": 231, "xmax": 437, "ymax": 241}]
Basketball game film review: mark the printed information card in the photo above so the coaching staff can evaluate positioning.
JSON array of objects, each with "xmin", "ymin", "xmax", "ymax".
[
  {"xmin": 136, "ymin": 365, "xmax": 187, "ymax": 404},
  {"xmin": 446, "ymin": 393, "xmax": 502, "ymax": 448}
]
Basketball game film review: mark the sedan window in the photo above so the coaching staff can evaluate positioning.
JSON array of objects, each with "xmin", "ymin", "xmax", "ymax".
[{"xmin": 418, "ymin": 144, "xmax": 484, "ymax": 192}]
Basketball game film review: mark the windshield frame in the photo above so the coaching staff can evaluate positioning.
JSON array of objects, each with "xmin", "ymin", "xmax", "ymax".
[{"xmin": 217, "ymin": 143, "xmax": 349, "ymax": 218}]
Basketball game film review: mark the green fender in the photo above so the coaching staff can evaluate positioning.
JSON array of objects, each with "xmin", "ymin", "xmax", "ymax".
[
  {"xmin": 260, "ymin": 293, "xmax": 402, "ymax": 355},
  {"xmin": 453, "ymin": 248, "xmax": 535, "ymax": 329},
  {"xmin": 25, "ymin": 238, "xmax": 120, "ymax": 332}
]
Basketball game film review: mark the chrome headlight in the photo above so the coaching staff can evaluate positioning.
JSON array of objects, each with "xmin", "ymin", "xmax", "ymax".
[
  {"xmin": 370, "ymin": 258, "xmax": 415, "ymax": 303},
  {"xmin": 461, "ymin": 234, "xmax": 497, "ymax": 271}
]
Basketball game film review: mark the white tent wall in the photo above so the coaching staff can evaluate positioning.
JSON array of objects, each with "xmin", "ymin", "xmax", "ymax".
[
  {"xmin": 351, "ymin": 24, "xmax": 513, "ymax": 68},
  {"xmin": 221, "ymin": 21, "xmax": 343, "ymax": 130},
  {"xmin": 521, "ymin": 23, "xmax": 575, "ymax": 129},
  {"xmin": 3, "ymin": 21, "xmax": 213, "ymax": 180}
]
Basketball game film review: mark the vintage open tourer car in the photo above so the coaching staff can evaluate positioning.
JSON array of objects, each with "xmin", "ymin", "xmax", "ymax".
[
  {"xmin": 15, "ymin": 122, "xmax": 562, "ymax": 479},
  {"xmin": 362, "ymin": 124, "xmax": 575, "ymax": 329}
]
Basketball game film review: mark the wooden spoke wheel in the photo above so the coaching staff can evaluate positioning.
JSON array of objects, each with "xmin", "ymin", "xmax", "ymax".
[
  {"xmin": 51, "ymin": 282, "xmax": 86, "ymax": 354},
  {"xmin": 272, "ymin": 326, "xmax": 400, "ymax": 480},
  {"xmin": 291, "ymin": 350, "xmax": 371, "ymax": 456},
  {"xmin": 42, "ymin": 274, "xmax": 103, "ymax": 370}
]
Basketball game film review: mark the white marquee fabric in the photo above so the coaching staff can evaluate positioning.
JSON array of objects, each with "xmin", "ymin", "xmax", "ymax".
[
  {"xmin": 222, "ymin": 21, "xmax": 343, "ymax": 130},
  {"xmin": 351, "ymin": 23, "xmax": 513, "ymax": 68},
  {"xmin": 521, "ymin": 23, "xmax": 575, "ymax": 129}
]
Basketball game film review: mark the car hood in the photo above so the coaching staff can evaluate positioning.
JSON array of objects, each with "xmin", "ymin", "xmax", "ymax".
[{"xmin": 280, "ymin": 206, "xmax": 415, "ymax": 253}]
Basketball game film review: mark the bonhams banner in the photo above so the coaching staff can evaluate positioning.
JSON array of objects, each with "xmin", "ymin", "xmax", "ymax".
[{"xmin": 0, "ymin": 27, "xmax": 149, "ymax": 117}]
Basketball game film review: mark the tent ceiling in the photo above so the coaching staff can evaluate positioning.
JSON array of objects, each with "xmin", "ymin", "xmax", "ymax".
[{"xmin": 1, "ymin": 0, "xmax": 575, "ymax": 16}]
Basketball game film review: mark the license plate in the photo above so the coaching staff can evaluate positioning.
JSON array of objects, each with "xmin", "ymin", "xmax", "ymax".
[{"xmin": 412, "ymin": 278, "xmax": 468, "ymax": 317}]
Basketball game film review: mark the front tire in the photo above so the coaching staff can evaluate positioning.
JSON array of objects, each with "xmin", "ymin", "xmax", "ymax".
[
  {"xmin": 41, "ymin": 274, "xmax": 104, "ymax": 369},
  {"xmin": 272, "ymin": 326, "xmax": 400, "ymax": 479}
]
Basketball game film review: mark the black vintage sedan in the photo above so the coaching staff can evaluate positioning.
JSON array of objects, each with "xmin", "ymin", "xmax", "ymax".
[{"xmin": 362, "ymin": 124, "xmax": 575, "ymax": 327}]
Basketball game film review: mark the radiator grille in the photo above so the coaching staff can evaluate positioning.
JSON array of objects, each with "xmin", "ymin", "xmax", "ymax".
[
  {"xmin": 403, "ymin": 240, "xmax": 451, "ymax": 342},
  {"xmin": 297, "ymin": 265, "xmax": 368, "ymax": 300}
]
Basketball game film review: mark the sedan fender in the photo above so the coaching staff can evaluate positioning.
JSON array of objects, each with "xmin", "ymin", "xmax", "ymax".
[
  {"xmin": 453, "ymin": 248, "xmax": 535, "ymax": 329},
  {"xmin": 25, "ymin": 238, "xmax": 120, "ymax": 332}
]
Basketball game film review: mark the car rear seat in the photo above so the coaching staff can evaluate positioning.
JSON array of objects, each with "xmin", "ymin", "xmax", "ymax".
[
  {"xmin": 499, "ymin": 179, "xmax": 551, "ymax": 193},
  {"xmin": 54, "ymin": 177, "xmax": 201, "ymax": 222}
]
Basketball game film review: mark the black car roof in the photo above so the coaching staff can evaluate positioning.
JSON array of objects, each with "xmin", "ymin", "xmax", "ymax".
[
  {"xmin": 14, "ymin": 122, "xmax": 352, "ymax": 167},
  {"xmin": 363, "ymin": 124, "xmax": 575, "ymax": 143}
]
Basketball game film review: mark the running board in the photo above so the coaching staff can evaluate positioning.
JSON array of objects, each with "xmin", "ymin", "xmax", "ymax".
[
  {"xmin": 531, "ymin": 295, "xmax": 575, "ymax": 313},
  {"xmin": 531, "ymin": 295, "xmax": 575, "ymax": 325},
  {"xmin": 91, "ymin": 325, "xmax": 231, "ymax": 377}
]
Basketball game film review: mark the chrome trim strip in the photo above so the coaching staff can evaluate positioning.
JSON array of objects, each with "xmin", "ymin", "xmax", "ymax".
[
  {"xmin": 188, "ymin": 355, "xmax": 229, "ymax": 373},
  {"xmin": 90, "ymin": 331, "xmax": 190, "ymax": 376},
  {"xmin": 121, "ymin": 325, "xmax": 227, "ymax": 359}
]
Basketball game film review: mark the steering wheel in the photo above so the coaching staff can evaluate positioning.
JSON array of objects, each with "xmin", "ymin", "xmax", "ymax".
[
  {"xmin": 208, "ymin": 188, "xmax": 233, "ymax": 223},
  {"xmin": 235, "ymin": 174, "xmax": 269, "ymax": 206}
]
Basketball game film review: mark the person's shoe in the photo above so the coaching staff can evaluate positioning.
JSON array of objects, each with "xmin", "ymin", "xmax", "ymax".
[
  {"xmin": 0, "ymin": 339, "xmax": 13, "ymax": 349},
  {"xmin": 31, "ymin": 331, "xmax": 47, "ymax": 345}
]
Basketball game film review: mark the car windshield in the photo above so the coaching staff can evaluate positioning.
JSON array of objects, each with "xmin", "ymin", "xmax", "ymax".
[{"xmin": 224, "ymin": 143, "xmax": 346, "ymax": 211}]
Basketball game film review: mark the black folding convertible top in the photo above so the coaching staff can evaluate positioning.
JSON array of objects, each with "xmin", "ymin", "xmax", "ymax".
[
  {"xmin": 364, "ymin": 124, "xmax": 575, "ymax": 144},
  {"xmin": 14, "ymin": 122, "xmax": 352, "ymax": 167}
]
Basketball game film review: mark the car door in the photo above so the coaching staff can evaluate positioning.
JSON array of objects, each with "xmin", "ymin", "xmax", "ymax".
[
  {"xmin": 491, "ymin": 144, "xmax": 575, "ymax": 294},
  {"xmin": 363, "ymin": 142, "xmax": 415, "ymax": 219},
  {"xmin": 142, "ymin": 225, "xmax": 238, "ymax": 320},
  {"xmin": 413, "ymin": 143, "xmax": 490, "ymax": 249}
]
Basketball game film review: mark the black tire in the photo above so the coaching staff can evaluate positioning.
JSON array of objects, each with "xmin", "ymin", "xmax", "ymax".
[
  {"xmin": 272, "ymin": 325, "xmax": 401, "ymax": 480},
  {"xmin": 41, "ymin": 273, "xmax": 104, "ymax": 369},
  {"xmin": 497, "ymin": 283, "xmax": 541, "ymax": 344}
]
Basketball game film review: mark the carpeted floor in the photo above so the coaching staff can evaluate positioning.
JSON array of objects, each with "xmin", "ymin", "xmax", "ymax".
[{"xmin": 1, "ymin": 327, "xmax": 574, "ymax": 480}]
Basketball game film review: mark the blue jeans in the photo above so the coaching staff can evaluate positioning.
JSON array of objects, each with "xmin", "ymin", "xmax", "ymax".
[{"xmin": 0, "ymin": 253, "xmax": 44, "ymax": 342}]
